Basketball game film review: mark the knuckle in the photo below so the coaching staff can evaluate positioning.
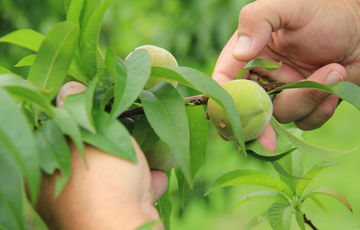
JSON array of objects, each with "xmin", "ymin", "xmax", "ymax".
[
  {"xmin": 239, "ymin": 4, "xmax": 255, "ymax": 19},
  {"xmin": 306, "ymin": 89, "xmax": 328, "ymax": 106}
]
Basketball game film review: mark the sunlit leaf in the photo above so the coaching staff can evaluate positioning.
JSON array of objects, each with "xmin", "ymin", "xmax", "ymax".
[
  {"xmin": 237, "ymin": 59, "xmax": 282, "ymax": 79},
  {"xmin": 272, "ymin": 161, "xmax": 309, "ymax": 180},
  {"xmin": 295, "ymin": 210, "xmax": 305, "ymax": 230},
  {"xmin": 0, "ymin": 67, "xmax": 14, "ymax": 75},
  {"xmin": 141, "ymin": 83, "xmax": 191, "ymax": 186},
  {"xmin": 0, "ymin": 29, "xmax": 44, "ymax": 51},
  {"xmin": 66, "ymin": 0, "xmax": 84, "ymax": 24},
  {"xmin": 14, "ymin": 55, "xmax": 36, "ymax": 67},
  {"xmin": 266, "ymin": 202, "xmax": 292, "ymax": 230}
]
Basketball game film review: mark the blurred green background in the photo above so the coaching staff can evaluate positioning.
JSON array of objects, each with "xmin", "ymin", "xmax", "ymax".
[{"xmin": 1, "ymin": 0, "xmax": 360, "ymax": 229}]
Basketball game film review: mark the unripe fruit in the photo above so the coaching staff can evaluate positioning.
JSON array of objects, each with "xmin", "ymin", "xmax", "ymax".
[
  {"xmin": 129, "ymin": 45, "xmax": 178, "ymax": 89},
  {"xmin": 145, "ymin": 141, "xmax": 177, "ymax": 171},
  {"xmin": 207, "ymin": 79, "xmax": 273, "ymax": 142}
]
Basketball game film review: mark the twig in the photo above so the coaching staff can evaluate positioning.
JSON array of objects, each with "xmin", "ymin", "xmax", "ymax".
[
  {"xmin": 303, "ymin": 214, "xmax": 318, "ymax": 230},
  {"xmin": 118, "ymin": 80, "xmax": 284, "ymax": 118}
]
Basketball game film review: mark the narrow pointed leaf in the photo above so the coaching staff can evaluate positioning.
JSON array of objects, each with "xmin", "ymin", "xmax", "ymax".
[
  {"xmin": 296, "ymin": 161, "xmax": 337, "ymax": 196},
  {"xmin": 81, "ymin": 111, "xmax": 137, "ymax": 162},
  {"xmin": 0, "ymin": 88, "xmax": 40, "ymax": 203},
  {"xmin": 156, "ymin": 171, "xmax": 172, "ymax": 230},
  {"xmin": 237, "ymin": 59, "xmax": 282, "ymax": 79},
  {"xmin": 0, "ymin": 147, "xmax": 26, "ymax": 230},
  {"xmin": 28, "ymin": 22, "xmax": 79, "ymax": 99},
  {"xmin": 66, "ymin": 0, "xmax": 84, "ymax": 24},
  {"xmin": 245, "ymin": 215, "xmax": 266, "ymax": 230},
  {"xmin": 14, "ymin": 55, "xmax": 36, "ymax": 67},
  {"xmin": 0, "ymin": 67, "xmax": 14, "ymax": 74},
  {"xmin": 309, "ymin": 196, "xmax": 328, "ymax": 212},
  {"xmin": 141, "ymin": 83, "xmax": 191, "ymax": 186},
  {"xmin": 267, "ymin": 202, "xmax": 292, "ymax": 230},
  {"xmin": 233, "ymin": 190, "xmax": 289, "ymax": 213},
  {"xmin": 0, "ymin": 29, "xmax": 44, "ymax": 51},
  {"xmin": 295, "ymin": 210, "xmax": 305, "ymax": 230},
  {"xmin": 35, "ymin": 120, "xmax": 71, "ymax": 196},
  {"xmin": 271, "ymin": 117, "xmax": 357, "ymax": 158},
  {"xmin": 152, "ymin": 66, "xmax": 246, "ymax": 155},
  {"xmin": 302, "ymin": 187, "xmax": 352, "ymax": 212},
  {"xmin": 111, "ymin": 49, "xmax": 151, "ymax": 119},
  {"xmin": 205, "ymin": 170, "xmax": 293, "ymax": 197},
  {"xmin": 272, "ymin": 161, "xmax": 310, "ymax": 180}
]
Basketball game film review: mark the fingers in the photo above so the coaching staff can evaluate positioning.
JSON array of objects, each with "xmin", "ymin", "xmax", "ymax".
[
  {"xmin": 273, "ymin": 63, "xmax": 346, "ymax": 126},
  {"xmin": 257, "ymin": 124, "xmax": 277, "ymax": 152},
  {"xmin": 56, "ymin": 81, "xmax": 87, "ymax": 108},
  {"xmin": 232, "ymin": 0, "xmax": 296, "ymax": 61},
  {"xmin": 150, "ymin": 171, "xmax": 168, "ymax": 203}
]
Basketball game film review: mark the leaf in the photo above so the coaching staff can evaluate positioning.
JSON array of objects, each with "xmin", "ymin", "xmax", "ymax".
[
  {"xmin": 0, "ymin": 29, "xmax": 44, "ymax": 51},
  {"xmin": 246, "ymin": 137, "xmax": 296, "ymax": 161},
  {"xmin": 205, "ymin": 170, "xmax": 293, "ymax": 197},
  {"xmin": 81, "ymin": 111, "xmax": 137, "ymax": 162},
  {"xmin": 156, "ymin": 171, "xmax": 172, "ymax": 230},
  {"xmin": 135, "ymin": 221, "xmax": 159, "ymax": 230},
  {"xmin": 66, "ymin": 0, "xmax": 85, "ymax": 24},
  {"xmin": 68, "ymin": 56, "xmax": 89, "ymax": 84},
  {"xmin": 110, "ymin": 49, "xmax": 151, "ymax": 119},
  {"xmin": 0, "ymin": 74, "xmax": 54, "ymax": 116},
  {"xmin": 152, "ymin": 66, "xmax": 246, "ymax": 155},
  {"xmin": 302, "ymin": 187, "xmax": 353, "ymax": 212},
  {"xmin": 295, "ymin": 210, "xmax": 305, "ymax": 230},
  {"xmin": 131, "ymin": 115, "xmax": 159, "ymax": 152},
  {"xmin": 28, "ymin": 22, "xmax": 79, "ymax": 99},
  {"xmin": 232, "ymin": 190, "xmax": 289, "ymax": 213},
  {"xmin": 0, "ymin": 146, "xmax": 26, "ymax": 230},
  {"xmin": 64, "ymin": 76, "xmax": 98, "ymax": 133},
  {"xmin": 0, "ymin": 67, "xmax": 14, "ymax": 74},
  {"xmin": 296, "ymin": 161, "xmax": 337, "ymax": 196},
  {"xmin": 0, "ymin": 88, "xmax": 40, "ymax": 204},
  {"xmin": 244, "ymin": 215, "xmax": 266, "ymax": 230},
  {"xmin": 266, "ymin": 202, "xmax": 292, "ymax": 230},
  {"xmin": 140, "ymin": 83, "xmax": 191, "ymax": 186},
  {"xmin": 270, "ymin": 117, "xmax": 357, "ymax": 158},
  {"xmin": 79, "ymin": 0, "xmax": 113, "ymax": 76},
  {"xmin": 237, "ymin": 59, "xmax": 282, "ymax": 79},
  {"xmin": 35, "ymin": 120, "xmax": 71, "ymax": 196},
  {"xmin": 52, "ymin": 108, "xmax": 85, "ymax": 163},
  {"xmin": 175, "ymin": 168, "xmax": 189, "ymax": 208},
  {"xmin": 187, "ymin": 105, "xmax": 208, "ymax": 177},
  {"xmin": 310, "ymin": 195, "xmax": 328, "ymax": 212},
  {"xmin": 269, "ymin": 81, "xmax": 360, "ymax": 110},
  {"xmin": 277, "ymin": 150, "xmax": 304, "ymax": 190},
  {"xmin": 104, "ymin": 49, "xmax": 127, "ymax": 118},
  {"xmin": 272, "ymin": 161, "xmax": 310, "ymax": 180},
  {"xmin": 14, "ymin": 55, "xmax": 36, "ymax": 67}
]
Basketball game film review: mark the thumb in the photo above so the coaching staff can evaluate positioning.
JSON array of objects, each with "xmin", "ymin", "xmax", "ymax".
[
  {"xmin": 56, "ymin": 81, "xmax": 87, "ymax": 108},
  {"xmin": 232, "ymin": 0, "xmax": 297, "ymax": 61}
]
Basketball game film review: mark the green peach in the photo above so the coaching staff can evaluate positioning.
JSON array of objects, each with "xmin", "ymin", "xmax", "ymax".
[
  {"xmin": 207, "ymin": 79, "xmax": 273, "ymax": 142},
  {"xmin": 145, "ymin": 141, "xmax": 177, "ymax": 171}
]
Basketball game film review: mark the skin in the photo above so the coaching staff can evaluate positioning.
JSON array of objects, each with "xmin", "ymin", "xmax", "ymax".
[
  {"xmin": 37, "ymin": 82, "xmax": 168, "ymax": 230},
  {"xmin": 213, "ymin": 0, "xmax": 360, "ymax": 151}
]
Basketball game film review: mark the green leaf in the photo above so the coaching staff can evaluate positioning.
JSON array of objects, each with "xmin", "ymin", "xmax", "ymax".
[
  {"xmin": 28, "ymin": 22, "xmax": 79, "ymax": 99},
  {"xmin": 79, "ymin": 0, "xmax": 101, "ymax": 29},
  {"xmin": 152, "ymin": 66, "xmax": 246, "ymax": 155},
  {"xmin": 68, "ymin": 56, "xmax": 89, "ymax": 84},
  {"xmin": 271, "ymin": 117, "xmax": 357, "ymax": 158},
  {"xmin": 66, "ymin": 0, "xmax": 85, "ymax": 24},
  {"xmin": 237, "ymin": 59, "xmax": 282, "ymax": 79},
  {"xmin": 135, "ymin": 221, "xmax": 159, "ymax": 230},
  {"xmin": 81, "ymin": 111, "xmax": 137, "ymax": 162},
  {"xmin": 277, "ymin": 150, "xmax": 304, "ymax": 190},
  {"xmin": 0, "ymin": 74, "xmax": 54, "ymax": 116},
  {"xmin": 156, "ymin": 171, "xmax": 172, "ymax": 230},
  {"xmin": 0, "ymin": 88, "xmax": 40, "ymax": 204},
  {"xmin": 35, "ymin": 120, "xmax": 71, "ymax": 196},
  {"xmin": 141, "ymin": 83, "xmax": 191, "ymax": 186},
  {"xmin": 296, "ymin": 161, "xmax": 337, "ymax": 196},
  {"xmin": 175, "ymin": 168, "xmax": 189, "ymax": 208},
  {"xmin": 64, "ymin": 77, "xmax": 98, "ymax": 133},
  {"xmin": 205, "ymin": 170, "xmax": 293, "ymax": 197},
  {"xmin": 245, "ymin": 215, "xmax": 266, "ymax": 230},
  {"xmin": 295, "ymin": 210, "xmax": 305, "ymax": 230},
  {"xmin": 14, "ymin": 55, "xmax": 36, "ymax": 67},
  {"xmin": 302, "ymin": 187, "xmax": 353, "ymax": 212},
  {"xmin": 272, "ymin": 161, "xmax": 310, "ymax": 180},
  {"xmin": 310, "ymin": 195, "xmax": 328, "ymax": 212},
  {"xmin": 110, "ymin": 49, "xmax": 151, "ymax": 119},
  {"xmin": 52, "ymin": 108, "xmax": 86, "ymax": 163},
  {"xmin": 0, "ymin": 67, "xmax": 14, "ymax": 75},
  {"xmin": 0, "ymin": 29, "xmax": 44, "ymax": 51},
  {"xmin": 246, "ymin": 137, "xmax": 296, "ymax": 161},
  {"xmin": 266, "ymin": 202, "xmax": 292, "ymax": 230},
  {"xmin": 187, "ymin": 105, "xmax": 208, "ymax": 177},
  {"xmin": 269, "ymin": 81, "xmax": 360, "ymax": 110},
  {"xmin": 79, "ymin": 0, "xmax": 113, "ymax": 76},
  {"xmin": 232, "ymin": 190, "xmax": 290, "ymax": 213},
  {"xmin": 131, "ymin": 115, "xmax": 159, "ymax": 152},
  {"xmin": 0, "ymin": 147, "xmax": 26, "ymax": 230},
  {"xmin": 104, "ymin": 49, "xmax": 127, "ymax": 118}
]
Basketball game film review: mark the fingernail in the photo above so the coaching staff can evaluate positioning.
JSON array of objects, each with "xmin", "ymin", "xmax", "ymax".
[
  {"xmin": 233, "ymin": 35, "xmax": 252, "ymax": 56},
  {"xmin": 326, "ymin": 71, "xmax": 343, "ymax": 85}
]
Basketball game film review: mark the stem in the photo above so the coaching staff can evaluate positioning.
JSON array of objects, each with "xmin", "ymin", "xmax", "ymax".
[
  {"xmin": 303, "ymin": 214, "xmax": 318, "ymax": 230},
  {"xmin": 118, "ymin": 79, "xmax": 284, "ymax": 118}
]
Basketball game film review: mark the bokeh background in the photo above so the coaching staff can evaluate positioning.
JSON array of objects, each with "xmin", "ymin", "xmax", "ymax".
[{"xmin": 1, "ymin": 0, "xmax": 360, "ymax": 229}]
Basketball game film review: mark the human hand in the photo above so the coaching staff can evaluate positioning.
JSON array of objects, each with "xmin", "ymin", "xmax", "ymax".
[
  {"xmin": 37, "ymin": 82, "xmax": 168, "ymax": 230},
  {"xmin": 213, "ymin": 0, "xmax": 360, "ymax": 151}
]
